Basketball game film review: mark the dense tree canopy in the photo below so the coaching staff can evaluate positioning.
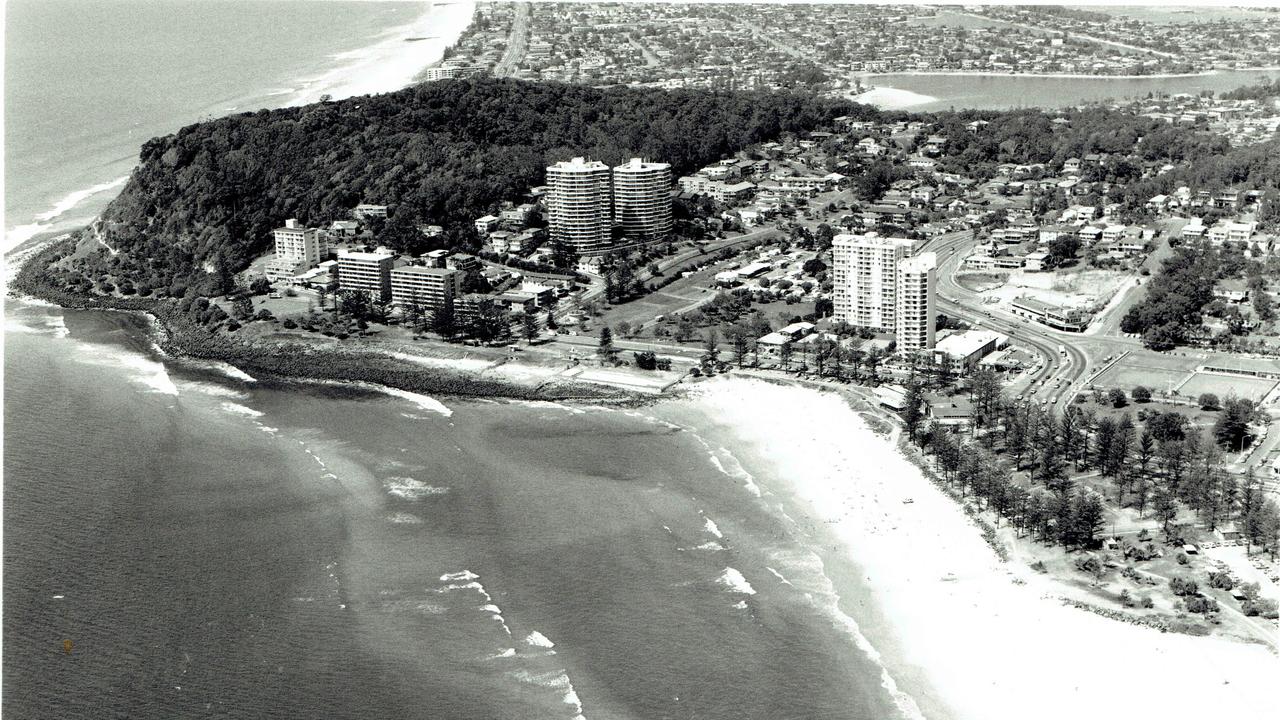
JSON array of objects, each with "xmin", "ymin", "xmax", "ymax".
[{"xmin": 92, "ymin": 77, "xmax": 859, "ymax": 293}]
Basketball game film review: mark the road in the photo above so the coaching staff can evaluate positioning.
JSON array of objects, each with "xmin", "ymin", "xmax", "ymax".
[
  {"xmin": 492, "ymin": 2, "xmax": 530, "ymax": 78},
  {"xmin": 922, "ymin": 228, "xmax": 1091, "ymax": 411}
]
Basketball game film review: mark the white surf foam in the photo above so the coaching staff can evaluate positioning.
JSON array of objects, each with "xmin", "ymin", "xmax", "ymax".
[
  {"xmin": 386, "ymin": 512, "xmax": 423, "ymax": 524},
  {"xmin": 525, "ymin": 631, "xmax": 556, "ymax": 649},
  {"xmin": 384, "ymin": 476, "xmax": 449, "ymax": 500},
  {"xmin": 6, "ymin": 175, "xmax": 130, "ymax": 252},
  {"xmin": 220, "ymin": 402, "xmax": 264, "ymax": 418},
  {"xmin": 202, "ymin": 360, "xmax": 257, "ymax": 382},
  {"xmin": 352, "ymin": 382, "xmax": 452, "ymax": 416},
  {"xmin": 696, "ymin": 541, "xmax": 725, "ymax": 551},
  {"xmin": 703, "ymin": 517, "xmax": 723, "ymax": 539},
  {"xmin": 75, "ymin": 347, "xmax": 179, "ymax": 396},
  {"xmin": 717, "ymin": 567, "xmax": 756, "ymax": 595},
  {"xmin": 440, "ymin": 570, "xmax": 479, "ymax": 582}
]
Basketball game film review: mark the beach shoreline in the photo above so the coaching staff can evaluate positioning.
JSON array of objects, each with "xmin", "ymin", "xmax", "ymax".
[
  {"xmin": 4, "ymin": 1, "xmax": 478, "ymax": 254},
  {"xmin": 858, "ymin": 69, "xmax": 1231, "ymax": 81},
  {"xmin": 678, "ymin": 377, "xmax": 1279, "ymax": 720}
]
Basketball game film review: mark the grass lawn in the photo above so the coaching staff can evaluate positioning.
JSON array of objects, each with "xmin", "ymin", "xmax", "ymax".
[{"xmin": 1176, "ymin": 372, "xmax": 1278, "ymax": 404}]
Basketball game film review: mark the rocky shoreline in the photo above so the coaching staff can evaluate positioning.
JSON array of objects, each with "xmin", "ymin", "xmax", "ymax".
[{"xmin": 10, "ymin": 238, "xmax": 636, "ymax": 404}]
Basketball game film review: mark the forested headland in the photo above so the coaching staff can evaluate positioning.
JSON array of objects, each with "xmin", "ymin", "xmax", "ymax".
[{"xmin": 78, "ymin": 77, "xmax": 864, "ymax": 297}]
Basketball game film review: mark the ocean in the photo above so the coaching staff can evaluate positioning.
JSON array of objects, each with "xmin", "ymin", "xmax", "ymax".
[
  {"xmin": 3, "ymin": 300, "xmax": 914, "ymax": 719},
  {"xmin": 3, "ymin": 0, "xmax": 474, "ymax": 251},
  {"xmin": 3, "ymin": 4, "xmax": 919, "ymax": 716}
]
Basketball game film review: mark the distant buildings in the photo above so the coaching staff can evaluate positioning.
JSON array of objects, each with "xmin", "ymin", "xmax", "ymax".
[
  {"xmin": 546, "ymin": 156, "xmax": 613, "ymax": 256},
  {"xmin": 612, "ymin": 158, "xmax": 673, "ymax": 243},
  {"xmin": 421, "ymin": 64, "xmax": 486, "ymax": 81},
  {"xmin": 353, "ymin": 204, "xmax": 388, "ymax": 220},
  {"xmin": 337, "ymin": 250, "xmax": 395, "ymax": 302}
]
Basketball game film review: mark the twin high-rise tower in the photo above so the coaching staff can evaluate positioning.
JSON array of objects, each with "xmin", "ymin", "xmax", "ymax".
[
  {"xmin": 545, "ymin": 157, "xmax": 673, "ymax": 257},
  {"xmin": 832, "ymin": 233, "xmax": 936, "ymax": 352}
]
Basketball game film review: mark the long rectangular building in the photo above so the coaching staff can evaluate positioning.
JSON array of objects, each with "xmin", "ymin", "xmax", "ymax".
[
  {"xmin": 337, "ymin": 250, "xmax": 395, "ymax": 302},
  {"xmin": 390, "ymin": 265, "xmax": 463, "ymax": 311}
]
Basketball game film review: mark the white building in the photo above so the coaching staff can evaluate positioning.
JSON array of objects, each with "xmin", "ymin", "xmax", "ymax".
[
  {"xmin": 612, "ymin": 158, "xmax": 673, "ymax": 243},
  {"xmin": 267, "ymin": 219, "xmax": 326, "ymax": 280},
  {"xmin": 546, "ymin": 157, "xmax": 612, "ymax": 256},
  {"xmin": 353, "ymin": 204, "xmax": 388, "ymax": 220},
  {"xmin": 337, "ymin": 250, "xmax": 395, "ymax": 302},
  {"xmin": 389, "ymin": 265, "xmax": 462, "ymax": 311},
  {"xmin": 896, "ymin": 252, "xmax": 936, "ymax": 352},
  {"xmin": 934, "ymin": 330, "xmax": 1007, "ymax": 373},
  {"xmin": 831, "ymin": 233, "xmax": 915, "ymax": 331}
]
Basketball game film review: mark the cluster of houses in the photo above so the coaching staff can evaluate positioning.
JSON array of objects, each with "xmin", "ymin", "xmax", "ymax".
[
  {"xmin": 473, "ymin": 199, "xmax": 551, "ymax": 262},
  {"xmin": 261, "ymin": 201, "xmax": 575, "ymax": 328}
]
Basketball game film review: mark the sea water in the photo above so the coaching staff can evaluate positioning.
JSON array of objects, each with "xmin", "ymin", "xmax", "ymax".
[
  {"xmin": 4, "ymin": 0, "xmax": 472, "ymax": 250},
  {"xmin": 3, "ymin": 300, "xmax": 911, "ymax": 719}
]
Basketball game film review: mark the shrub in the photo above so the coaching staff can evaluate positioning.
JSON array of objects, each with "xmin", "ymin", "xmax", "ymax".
[
  {"xmin": 1119, "ymin": 589, "xmax": 1134, "ymax": 607},
  {"xmin": 1199, "ymin": 392, "xmax": 1220, "ymax": 410},
  {"xmin": 1170, "ymin": 576, "xmax": 1199, "ymax": 596},
  {"xmin": 282, "ymin": 318, "xmax": 298, "ymax": 329},
  {"xmin": 1177, "ymin": 552, "xmax": 1189, "ymax": 565},
  {"xmin": 1208, "ymin": 571, "xmax": 1234, "ymax": 590},
  {"xmin": 1131, "ymin": 385, "xmax": 1152, "ymax": 403},
  {"xmin": 1185, "ymin": 595, "xmax": 1217, "ymax": 614},
  {"xmin": 1139, "ymin": 596, "xmax": 1154, "ymax": 609},
  {"xmin": 1241, "ymin": 597, "xmax": 1279, "ymax": 618}
]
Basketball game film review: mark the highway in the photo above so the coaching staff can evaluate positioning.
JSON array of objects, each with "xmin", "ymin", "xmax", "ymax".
[
  {"xmin": 921, "ymin": 228, "xmax": 1091, "ymax": 411},
  {"xmin": 492, "ymin": 3, "xmax": 530, "ymax": 78}
]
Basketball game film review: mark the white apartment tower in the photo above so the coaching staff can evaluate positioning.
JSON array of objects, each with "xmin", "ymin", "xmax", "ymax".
[
  {"xmin": 831, "ymin": 233, "xmax": 915, "ymax": 331},
  {"xmin": 546, "ymin": 157, "xmax": 612, "ymax": 256},
  {"xmin": 895, "ymin": 252, "xmax": 937, "ymax": 352},
  {"xmin": 612, "ymin": 158, "xmax": 673, "ymax": 243},
  {"xmin": 273, "ymin": 218, "xmax": 324, "ymax": 265}
]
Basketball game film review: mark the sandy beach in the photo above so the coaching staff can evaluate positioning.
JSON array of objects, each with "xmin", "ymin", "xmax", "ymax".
[
  {"xmin": 680, "ymin": 377, "xmax": 1279, "ymax": 720},
  {"xmin": 284, "ymin": 0, "xmax": 476, "ymax": 107},
  {"xmin": 851, "ymin": 86, "xmax": 939, "ymax": 110},
  {"xmin": 862, "ymin": 69, "xmax": 1218, "ymax": 81}
]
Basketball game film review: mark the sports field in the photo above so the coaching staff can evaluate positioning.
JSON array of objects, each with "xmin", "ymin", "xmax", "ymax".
[
  {"xmin": 1175, "ymin": 372, "xmax": 1278, "ymax": 403},
  {"xmin": 1092, "ymin": 353, "xmax": 1197, "ymax": 394}
]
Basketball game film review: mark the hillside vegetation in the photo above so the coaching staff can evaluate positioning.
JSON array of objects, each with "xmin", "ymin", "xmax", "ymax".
[{"xmin": 90, "ymin": 77, "xmax": 863, "ymax": 296}]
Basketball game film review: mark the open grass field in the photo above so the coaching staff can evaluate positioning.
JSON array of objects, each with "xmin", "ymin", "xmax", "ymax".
[
  {"xmin": 1093, "ymin": 362, "xmax": 1191, "ymax": 394},
  {"xmin": 1176, "ymin": 372, "xmax": 1278, "ymax": 403}
]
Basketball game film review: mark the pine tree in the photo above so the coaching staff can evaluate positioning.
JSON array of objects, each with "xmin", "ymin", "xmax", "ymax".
[{"xmin": 902, "ymin": 382, "xmax": 926, "ymax": 444}]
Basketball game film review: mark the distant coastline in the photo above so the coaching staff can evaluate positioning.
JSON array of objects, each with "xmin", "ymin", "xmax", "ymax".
[
  {"xmin": 857, "ymin": 67, "xmax": 1280, "ymax": 81},
  {"xmin": 3, "ymin": 0, "xmax": 477, "ymax": 254}
]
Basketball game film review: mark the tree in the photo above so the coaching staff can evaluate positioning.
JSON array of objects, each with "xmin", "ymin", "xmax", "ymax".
[
  {"xmin": 1146, "ymin": 411, "xmax": 1188, "ymax": 442},
  {"xmin": 249, "ymin": 277, "xmax": 273, "ymax": 295},
  {"xmin": 231, "ymin": 295, "xmax": 255, "ymax": 321},
  {"xmin": 1198, "ymin": 392, "xmax": 1220, "ymax": 410},
  {"xmin": 432, "ymin": 300, "xmax": 457, "ymax": 339},
  {"xmin": 1213, "ymin": 397, "xmax": 1256, "ymax": 451},
  {"xmin": 522, "ymin": 311, "xmax": 540, "ymax": 342},
  {"xmin": 1131, "ymin": 385, "xmax": 1151, "ymax": 403},
  {"xmin": 902, "ymin": 382, "xmax": 926, "ymax": 444},
  {"xmin": 633, "ymin": 351, "xmax": 657, "ymax": 370},
  {"xmin": 1108, "ymin": 387, "xmax": 1128, "ymax": 408},
  {"xmin": 598, "ymin": 326, "xmax": 618, "ymax": 364}
]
